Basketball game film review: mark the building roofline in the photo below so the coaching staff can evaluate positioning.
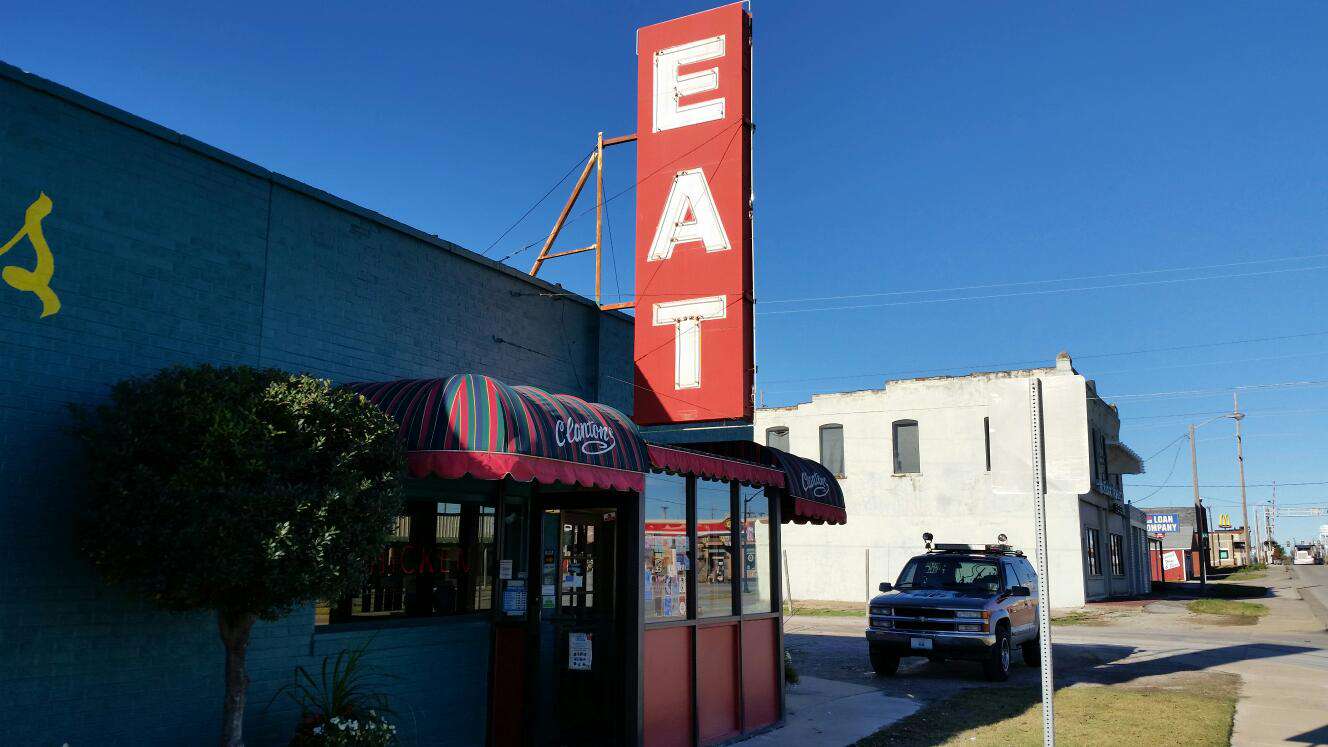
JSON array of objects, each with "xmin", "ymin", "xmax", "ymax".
[
  {"xmin": 755, "ymin": 361, "xmax": 1070, "ymax": 413},
  {"xmin": 0, "ymin": 59, "xmax": 626, "ymax": 320}
]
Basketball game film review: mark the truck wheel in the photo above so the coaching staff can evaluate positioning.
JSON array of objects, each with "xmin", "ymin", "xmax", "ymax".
[
  {"xmin": 982, "ymin": 628, "xmax": 1011, "ymax": 681},
  {"xmin": 870, "ymin": 647, "xmax": 900, "ymax": 676},
  {"xmin": 1021, "ymin": 636, "xmax": 1041, "ymax": 667}
]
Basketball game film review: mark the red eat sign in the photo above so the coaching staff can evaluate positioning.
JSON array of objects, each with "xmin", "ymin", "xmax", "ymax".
[{"xmin": 633, "ymin": 3, "xmax": 753, "ymax": 426}]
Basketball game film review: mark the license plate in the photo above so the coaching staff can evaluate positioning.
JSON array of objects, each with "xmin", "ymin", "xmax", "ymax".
[{"xmin": 910, "ymin": 638, "xmax": 933, "ymax": 650}]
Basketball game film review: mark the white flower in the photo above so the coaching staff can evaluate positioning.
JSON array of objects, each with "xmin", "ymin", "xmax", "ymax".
[{"xmin": 313, "ymin": 726, "xmax": 324, "ymax": 735}]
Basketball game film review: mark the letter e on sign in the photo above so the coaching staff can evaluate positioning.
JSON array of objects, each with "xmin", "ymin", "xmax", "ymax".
[{"xmin": 634, "ymin": 3, "xmax": 752, "ymax": 425}]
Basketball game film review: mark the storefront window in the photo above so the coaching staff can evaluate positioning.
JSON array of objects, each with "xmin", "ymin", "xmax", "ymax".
[
  {"xmin": 317, "ymin": 494, "xmax": 495, "ymax": 625},
  {"xmin": 696, "ymin": 477, "xmax": 734, "ymax": 618},
  {"xmin": 644, "ymin": 472, "xmax": 689, "ymax": 622},
  {"xmin": 740, "ymin": 486, "xmax": 772, "ymax": 613}
]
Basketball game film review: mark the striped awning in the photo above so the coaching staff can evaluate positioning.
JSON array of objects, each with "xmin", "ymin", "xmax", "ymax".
[
  {"xmin": 681, "ymin": 441, "xmax": 847, "ymax": 525},
  {"xmin": 647, "ymin": 444, "xmax": 786, "ymax": 489},
  {"xmin": 344, "ymin": 375, "xmax": 650, "ymax": 491}
]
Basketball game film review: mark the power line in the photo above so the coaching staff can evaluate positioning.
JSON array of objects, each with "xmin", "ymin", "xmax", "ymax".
[
  {"xmin": 1128, "ymin": 480, "xmax": 1328, "ymax": 488},
  {"xmin": 494, "ymin": 120, "xmax": 744, "ymax": 264},
  {"xmin": 759, "ymin": 252, "xmax": 1328, "ymax": 305},
  {"xmin": 1132, "ymin": 440, "xmax": 1185, "ymax": 503},
  {"xmin": 1108, "ymin": 378, "xmax": 1328, "ymax": 401},
  {"xmin": 756, "ymin": 263, "xmax": 1328, "ymax": 316},
  {"xmin": 758, "ymin": 329, "xmax": 1328, "ymax": 386},
  {"xmin": 480, "ymin": 149, "xmax": 593, "ymax": 256}
]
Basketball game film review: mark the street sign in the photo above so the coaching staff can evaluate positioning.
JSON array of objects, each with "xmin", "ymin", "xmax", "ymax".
[{"xmin": 633, "ymin": 3, "xmax": 753, "ymax": 425}]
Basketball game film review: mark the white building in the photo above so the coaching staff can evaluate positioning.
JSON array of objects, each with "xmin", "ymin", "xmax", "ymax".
[{"xmin": 756, "ymin": 352, "xmax": 1148, "ymax": 609}]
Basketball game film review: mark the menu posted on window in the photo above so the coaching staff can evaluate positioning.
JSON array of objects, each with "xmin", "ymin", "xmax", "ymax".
[{"xmin": 568, "ymin": 632, "xmax": 593, "ymax": 671}]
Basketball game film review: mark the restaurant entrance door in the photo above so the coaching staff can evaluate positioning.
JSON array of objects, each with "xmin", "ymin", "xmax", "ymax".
[{"xmin": 529, "ymin": 498, "xmax": 631, "ymax": 746}]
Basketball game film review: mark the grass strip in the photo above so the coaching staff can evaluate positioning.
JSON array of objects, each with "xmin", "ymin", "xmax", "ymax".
[
  {"xmin": 854, "ymin": 675, "xmax": 1237, "ymax": 746},
  {"xmin": 1187, "ymin": 598, "xmax": 1269, "ymax": 617},
  {"xmin": 784, "ymin": 604, "xmax": 864, "ymax": 617}
]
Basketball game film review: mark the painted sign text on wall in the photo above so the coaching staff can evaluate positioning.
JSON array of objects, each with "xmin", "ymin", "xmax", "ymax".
[
  {"xmin": 1, "ymin": 193, "xmax": 61, "ymax": 318},
  {"xmin": 633, "ymin": 3, "xmax": 752, "ymax": 425}
]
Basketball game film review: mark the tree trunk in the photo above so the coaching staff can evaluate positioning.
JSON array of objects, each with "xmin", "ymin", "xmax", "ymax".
[{"xmin": 218, "ymin": 610, "xmax": 256, "ymax": 747}]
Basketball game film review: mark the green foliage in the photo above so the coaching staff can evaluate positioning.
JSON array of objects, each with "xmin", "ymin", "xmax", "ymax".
[
  {"xmin": 784, "ymin": 650, "xmax": 799, "ymax": 685},
  {"xmin": 279, "ymin": 640, "xmax": 398, "ymax": 746},
  {"xmin": 75, "ymin": 364, "xmax": 405, "ymax": 620}
]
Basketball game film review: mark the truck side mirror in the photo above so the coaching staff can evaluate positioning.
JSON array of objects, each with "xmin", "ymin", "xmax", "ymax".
[
  {"xmin": 1010, "ymin": 585, "xmax": 1031, "ymax": 597},
  {"xmin": 878, "ymin": 582, "xmax": 893, "ymax": 593}
]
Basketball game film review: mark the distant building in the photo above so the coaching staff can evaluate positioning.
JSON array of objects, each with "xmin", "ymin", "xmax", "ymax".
[
  {"xmin": 1209, "ymin": 529, "xmax": 1249, "ymax": 568},
  {"xmin": 755, "ymin": 352, "xmax": 1149, "ymax": 608}
]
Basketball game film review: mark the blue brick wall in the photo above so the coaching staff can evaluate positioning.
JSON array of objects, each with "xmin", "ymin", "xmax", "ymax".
[{"xmin": 0, "ymin": 61, "xmax": 632, "ymax": 745}]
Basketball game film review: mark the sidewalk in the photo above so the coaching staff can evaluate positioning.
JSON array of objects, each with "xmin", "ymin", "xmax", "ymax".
[{"xmin": 739, "ymin": 676, "xmax": 917, "ymax": 746}]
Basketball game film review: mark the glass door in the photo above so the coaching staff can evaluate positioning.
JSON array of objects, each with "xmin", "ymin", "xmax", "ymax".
[{"xmin": 537, "ymin": 506, "xmax": 620, "ymax": 745}]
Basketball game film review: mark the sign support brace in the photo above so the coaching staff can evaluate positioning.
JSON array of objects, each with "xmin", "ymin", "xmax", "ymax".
[{"xmin": 528, "ymin": 132, "xmax": 638, "ymax": 311}]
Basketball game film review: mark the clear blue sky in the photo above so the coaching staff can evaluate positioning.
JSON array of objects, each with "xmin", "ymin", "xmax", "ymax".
[{"xmin": 4, "ymin": 1, "xmax": 1327, "ymax": 544}]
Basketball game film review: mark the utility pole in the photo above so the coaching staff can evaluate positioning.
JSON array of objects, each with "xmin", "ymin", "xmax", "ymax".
[
  {"xmin": 1264, "ymin": 478, "xmax": 1274, "ymax": 555},
  {"xmin": 1233, "ymin": 393, "xmax": 1250, "ymax": 566},
  {"xmin": 1189, "ymin": 424, "xmax": 1207, "ymax": 588},
  {"xmin": 1253, "ymin": 505, "xmax": 1264, "ymax": 565}
]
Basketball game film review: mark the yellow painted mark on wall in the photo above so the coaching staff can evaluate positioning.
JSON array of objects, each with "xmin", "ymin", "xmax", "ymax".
[{"xmin": 0, "ymin": 193, "xmax": 61, "ymax": 318}]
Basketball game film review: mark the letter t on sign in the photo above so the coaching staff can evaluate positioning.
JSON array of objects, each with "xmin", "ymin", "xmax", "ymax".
[{"xmin": 652, "ymin": 295, "xmax": 727, "ymax": 390}]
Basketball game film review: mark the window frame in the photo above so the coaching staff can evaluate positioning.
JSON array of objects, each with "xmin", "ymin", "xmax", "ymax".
[
  {"xmin": 892, "ymin": 419, "xmax": 920, "ymax": 475},
  {"xmin": 819, "ymin": 423, "xmax": 845, "ymax": 478},
  {"xmin": 1084, "ymin": 527, "xmax": 1102, "ymax": 577},
  {"xmin": 765, "ymin": 426, "xmax": 790, "ymax": 452},
  {"xmin": 1109, "ymin": 532, "xmax": 1126, "ymax": 576}
]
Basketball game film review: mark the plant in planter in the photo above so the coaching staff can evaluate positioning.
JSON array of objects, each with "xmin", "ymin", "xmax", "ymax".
[
  {"xmin": 74, "ymin": 365, "xmax": 405, "ymax": 747},
  {"xmin": 278, "ymin": 640, "xmax": 398, "ymax": 746}
]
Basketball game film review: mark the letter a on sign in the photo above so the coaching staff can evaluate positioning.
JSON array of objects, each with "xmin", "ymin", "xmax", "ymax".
[
  {"xmin": 633, "ymin": 3, "xmax": 752, "ymax": 426},
  {"xmin": 647, "ymin": 168, "xmax": 731, "ymax": 261}
]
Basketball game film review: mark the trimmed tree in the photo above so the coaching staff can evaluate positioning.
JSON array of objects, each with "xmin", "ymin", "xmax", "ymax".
[{"xmin": 74, "ymin": 365, "xmax": 405, "ymax": 747}]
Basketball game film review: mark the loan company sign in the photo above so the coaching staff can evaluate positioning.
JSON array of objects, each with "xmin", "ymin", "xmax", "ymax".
[{"xmin": 633, "ymin": 3, "xmax": 753, "ymax": 426}]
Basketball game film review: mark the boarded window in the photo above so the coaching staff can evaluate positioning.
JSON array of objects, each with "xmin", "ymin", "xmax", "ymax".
[
  {"xmin": 983, "ymin": 417, "xmax": 991, "ymax": 472},
  {"xmin": 893, "ymin": 420, "xmax": 920, "ymax": 474},
  {"xmin": 766, "ymin": 427, "xmax": 789, "ymax": 452},
  {"xmin": 819, "ymin": 424, "xmax": 844, "ymax": 477}
]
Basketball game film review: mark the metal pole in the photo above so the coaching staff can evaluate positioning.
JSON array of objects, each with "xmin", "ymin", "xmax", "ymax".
[
  {"xmin": 782, "ymin": 549, "xmax": 795, "ymax": 613},
  {"xmin": 1234, "ymin": 393, "xmax": 1250, "ymax": 566},
  {"xmin": 594, "ymin": 131, "xmax": 604, "ymax": 305},
  {"xmin": 865, "ymin": 547, "xmax": 871, "ymax": 603},
  {"xmin": 1189, "ymin": 424, "xmax": 1207, "ymax": 588},
  {"xmin": 1029, "ymin": 378, "xmax": 1055, "ymax": 747}
]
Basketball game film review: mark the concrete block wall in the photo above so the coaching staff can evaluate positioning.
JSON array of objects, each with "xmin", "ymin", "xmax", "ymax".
[
  {"xmin": 755, "ymin": 366, "xmax": 1101, "ymax": 609},
  {"xmin": 0, "ymin": 61, "xmax": 630, "ymax": 745}
]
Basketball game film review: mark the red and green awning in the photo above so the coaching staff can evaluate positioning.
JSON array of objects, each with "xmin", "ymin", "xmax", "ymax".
[
  {"xmin": 682, "ymin": 441, "xmax": 847, "ymax": 525},
  {"xmin": 344, "ymin": 374, "xmax": 650, "ymax": 491},
  {"xmin": 344, "ymin": 374, "xmax": 846, "ymax": 526}
]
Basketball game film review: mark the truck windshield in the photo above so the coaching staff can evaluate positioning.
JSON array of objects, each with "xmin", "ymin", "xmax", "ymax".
[{"xmin": 895, "ymin": 557, "xmax": 1001, "ymax": 593}]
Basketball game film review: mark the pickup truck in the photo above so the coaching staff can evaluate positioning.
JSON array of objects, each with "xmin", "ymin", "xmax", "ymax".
[{"xmin": 866, "ymin": 544, "xmax": 1041, "ymax": 681}]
